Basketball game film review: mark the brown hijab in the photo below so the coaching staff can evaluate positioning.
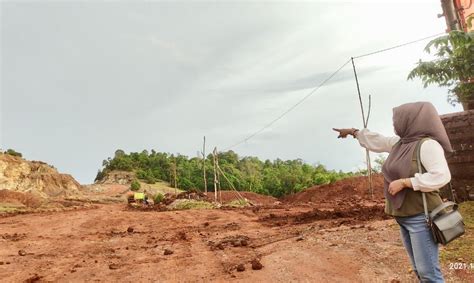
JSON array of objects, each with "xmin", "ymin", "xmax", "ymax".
[{"xmin": 381, "ymin": 101, "xmax": 453, "ymax": 209}]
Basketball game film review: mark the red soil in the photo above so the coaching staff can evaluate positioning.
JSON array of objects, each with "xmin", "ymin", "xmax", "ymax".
[
  {"xmin": 1, "ymin": 174, "xmax": 470, "ymax": 282},
  {"xmin": 282, "ymin": 174, "xmax": 385, "ymax": 206},
  {"xmin": 0, "ymin": 190, "xmax": 43, "ymax": 208}
]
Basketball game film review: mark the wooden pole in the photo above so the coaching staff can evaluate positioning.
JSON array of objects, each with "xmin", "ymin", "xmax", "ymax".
[
  {"xmin": 440, "ymin": 0, "xmax": 462, "ymax": 31},
  {"xmin": 169, "ymin": 165, "xmax": 173, "ymax": 186},
  {"xmin": 365, "ymin": 95, "xmax": 372, "ymax": 127},
  {"xmin": 202, "ymin": 136, "xmax": 207, "ymax": 194},
  {"xmin": 173, "ymin": 157, "xmax": 177, "ymax": 194},
  {"xmin": 351, "ymin": 57, "xmax": 373, "ymax": 199},
  {"xmin": 213, "ymin": 147, "xmax": 218, "ymax": 202},
  {"xmin": 351, "ymin": 58, "xmax": 366, "ymax": 126},
  {"xmin": 366, "ymin": 95, "xmax": 373, "ymax": 199},
  {"xmin": 216, "ymin": 153, "xmax": 222, "ymax": 203}
]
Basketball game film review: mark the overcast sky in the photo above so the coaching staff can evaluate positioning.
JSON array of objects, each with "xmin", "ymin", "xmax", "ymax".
[{"xmin": 1, "ymin": 0, "xmax": 464, "ymax": 184}]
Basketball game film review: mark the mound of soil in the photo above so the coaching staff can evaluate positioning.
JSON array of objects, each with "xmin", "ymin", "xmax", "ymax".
[
  {"xmin": 206, "ymin": 191, "xmax": 278, "ymax": 205},
  {"xmin": 282, "ymin": 174, "xmax": 385, "ymax": 206},
  {"xmin": 0, "ymin": 190, "xmax": 43, "ymax": 208},
  {"xmin": 259, "ymin": 204, "xmax": 389, "ymax": 227}
]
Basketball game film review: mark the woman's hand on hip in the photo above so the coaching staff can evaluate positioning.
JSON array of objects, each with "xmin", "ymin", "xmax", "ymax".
[{"xmin": 388, "ymin": 179, "xmax": 410, "ymax": 195}]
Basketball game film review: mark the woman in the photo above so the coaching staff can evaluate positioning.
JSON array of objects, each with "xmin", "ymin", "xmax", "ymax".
[{"xmin": 333, "ymin": 101, "xmax": 452, "ymax": 283}]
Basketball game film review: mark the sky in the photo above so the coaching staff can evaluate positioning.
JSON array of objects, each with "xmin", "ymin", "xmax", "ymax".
[{"xmin": 0, "ymin": 0, "xmax": 464, "ymax": 184}]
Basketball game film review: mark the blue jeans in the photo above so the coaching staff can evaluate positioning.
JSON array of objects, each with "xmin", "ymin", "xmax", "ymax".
[{"xmin": 395, "ymin": 213, "xmax": 444, "ymax": 282}]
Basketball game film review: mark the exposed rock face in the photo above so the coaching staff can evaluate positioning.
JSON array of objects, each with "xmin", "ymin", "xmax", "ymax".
[
  {"xmin": 0, "ymin": 153, "xmax": 82, "ymax": 198},
  {"xmin": 96, "ymin": 170, "xmax": 135, "ymax": 185}
]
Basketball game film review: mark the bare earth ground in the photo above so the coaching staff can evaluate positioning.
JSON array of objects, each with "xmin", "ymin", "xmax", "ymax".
[{"xmin": 1, "ymin": 203, "xmax": 471, "ymax": 282}]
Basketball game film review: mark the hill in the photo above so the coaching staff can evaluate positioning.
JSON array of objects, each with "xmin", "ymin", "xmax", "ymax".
[{"xmin": 0, "ymin": 153, "xmax": 82, "ymax": 198}]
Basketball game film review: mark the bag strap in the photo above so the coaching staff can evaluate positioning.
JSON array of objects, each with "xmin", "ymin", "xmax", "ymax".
[
  {"xmin": 429, "ymin": 201, "xmax": 458, "ymax": 219},
  {"xmin": 448, "ymin": 182, "xmax": 457, "ymax": 203},
  {"xmin": 415, "ymin": 138, "xmax": 430, "ymax": 223}
]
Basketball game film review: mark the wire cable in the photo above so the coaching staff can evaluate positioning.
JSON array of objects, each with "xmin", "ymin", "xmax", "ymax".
[
  {"xmin": 223, "ymin": 32, "xmax": 446, "ymax": 151},
  {"xmin": 353, "ymin": 32, "xmax": 444, "ymax": 59},
  {"xmin": 224, "ymin": 58, "xmax": 352, "ymax": 150}
]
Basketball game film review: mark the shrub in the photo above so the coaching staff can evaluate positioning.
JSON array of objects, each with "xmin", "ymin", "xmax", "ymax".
[
  {"xmin": 145, "ymin": 175, "xmax": 156, "ymax": 184},
  {"xmin": 5, "ymin": 149, "xmax": 22, "ymax": 157},
  {"xmin": 153, "ymin": 193, "xmax": 164, "ymax": 204},
  {"xmin": 137, "ymin": 169, "xmax": 156, "ymax": 184},
  {"xmin": 130, "ymin": 179, "xmax": 141, "ymax": 191}
]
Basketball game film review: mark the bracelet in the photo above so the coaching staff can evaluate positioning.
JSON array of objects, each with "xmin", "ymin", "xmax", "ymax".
[{"xmin": 402, "ymin": 178, "xmax": 410, "ymax": 187}]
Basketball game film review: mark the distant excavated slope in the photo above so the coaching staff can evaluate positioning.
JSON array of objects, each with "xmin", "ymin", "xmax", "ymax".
[
  {"xmin": 95, "ymin": 170, "xmax": 135, "ymax": 185},
  {"xmin": 0, "ymin": 153, "xmax": 82, "ymax": 198}
]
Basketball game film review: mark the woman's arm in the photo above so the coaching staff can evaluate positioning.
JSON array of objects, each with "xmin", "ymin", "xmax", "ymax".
[
  {"xmin": 409, "ymin": 139, "xmax": 451, "ymax": 192},
  {"xmin": 355, "ymin": 128, "xmax": 400, "ymax": 153},
  {"xmin": 389, "ymin": 139, "xmax": 451, "ymax": 195}
]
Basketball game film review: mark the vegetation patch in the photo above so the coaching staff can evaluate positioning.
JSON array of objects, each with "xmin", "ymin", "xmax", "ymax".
[
  {"xmin": 0, "ymin": 204, "xmax": 24, "ymax": 213},
  {"xmin": 224, "ymin": 199, "xmax": 250, "ymax": 207},
  {"xmin": 170, "ymin": 199, "xmax": 216, "ymax": 210},
  {"xmin": 141, "ymin": 181, "xmax": 184, "ymax": 195},
  {"xmin": 4, "ymin": 149, "xmax": 23, "ymax": 157},
  {"xmin": 153, "ymin": 193, "xmax": 164, "ymax": 204}
]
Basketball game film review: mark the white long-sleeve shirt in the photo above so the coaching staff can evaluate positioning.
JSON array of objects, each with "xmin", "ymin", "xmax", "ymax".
[{"xmin": 356, "ymin": 128, "xmax": 451, "ymax": 192}]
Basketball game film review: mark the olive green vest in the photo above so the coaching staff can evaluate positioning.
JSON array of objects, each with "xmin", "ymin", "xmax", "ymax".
[{"xmin": 384, "ymin": 138, "xmax": 443, "ymax": 217}]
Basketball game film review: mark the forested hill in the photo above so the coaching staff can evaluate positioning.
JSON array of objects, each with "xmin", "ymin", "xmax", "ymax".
[{"xmin": 95, "ymin": 149, "xmax": 358, "ymax": 197}]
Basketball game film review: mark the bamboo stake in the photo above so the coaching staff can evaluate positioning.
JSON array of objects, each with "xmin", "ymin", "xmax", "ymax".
[
  {"xmin": 217, "ymin": 164, "xmax": 254, "ymax": 206},
  {"xmin": 213, "ymin": 147, "xmax": 218, "ymax": 203},
  {"xmin": 173, "ymin": 157, "xmax": 177, "ymax": 195},
  {"xmin": 351, "ymin": 57, "xmax": 373, "ymax": 199},
  {"xmin": 202, "ymin": 136, "xmax": 207, "ymax": 194},
  {"xmin": 215, "ymin": 150, "xmax": 222, "ymax": 203},
  {"xmin": 365, "ymin": 95, "xmax": 373, "ymax": 199},
  {"xmin": 365, "ymin": 95, "xmax": 372, "ymax": 127}
]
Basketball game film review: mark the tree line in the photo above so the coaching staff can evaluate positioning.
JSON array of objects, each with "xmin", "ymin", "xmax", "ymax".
[{"xmin": 95, "ymin": 149, "xmax": 361, "ymax": 197}]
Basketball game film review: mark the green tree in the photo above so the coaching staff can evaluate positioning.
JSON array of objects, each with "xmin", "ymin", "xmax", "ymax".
[
  {"xmin": 408, "ymin": 31, "xmax": 474, "ymax": 109},
  {"xmin": 96, "ymin": 149, "xmax": 355, "ymax": 197},
  {"xmin": 372, "ymin": 154, "xmax": 387, "ymax": 173},
  {"xmin": 114, "ymin": 149, "xmax": 126, "ymax": 158}
]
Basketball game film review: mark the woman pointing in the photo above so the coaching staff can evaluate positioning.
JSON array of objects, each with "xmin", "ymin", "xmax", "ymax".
[{"xmin": 333, "ymin": 101, "xmax": 452, "ymax": 283}]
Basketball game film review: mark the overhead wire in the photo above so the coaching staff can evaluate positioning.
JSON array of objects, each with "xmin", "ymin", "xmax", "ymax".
[
  {"xmin": 222, "ymin": 32, "xmax": 446, "ymax": 151},
  {"xmin": 223, "ymin": 58, "xmax": 351, "ymax": 151},
  {"xmin": 353, "ymin": 32, "xmax": 444, "ymax": 59}
]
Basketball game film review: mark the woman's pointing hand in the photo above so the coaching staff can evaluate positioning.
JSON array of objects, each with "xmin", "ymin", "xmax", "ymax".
[{"xmin": 333, "ymin": 128, "xmax": 359, "ymax": 139}]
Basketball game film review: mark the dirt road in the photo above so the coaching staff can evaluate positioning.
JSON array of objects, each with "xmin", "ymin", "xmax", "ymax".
[{"xmin": 0, "ymin": 204, "xmax": 467, "ymax": 282}]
